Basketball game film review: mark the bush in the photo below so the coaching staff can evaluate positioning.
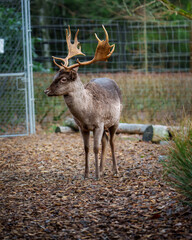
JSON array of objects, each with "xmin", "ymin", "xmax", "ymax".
[{"xmin": 163, "ymin": 123, "xmax": 192, "ymax": 206}]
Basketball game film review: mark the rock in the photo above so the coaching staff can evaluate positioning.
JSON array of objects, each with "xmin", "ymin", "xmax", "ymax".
[
  {"xmin": 55, "ymin": 126, "xmax": 74, "ymax": 133},
  {"xmin": 143, "ymin": 125, "xmax": 171, "ymax": 143},
  {"xmin": 158, "ymin": 155, "xmax": 167, "ymax": 162},
  {"xmin": 64, "ymin": 117, "xmax": 79, "ymax": 131}
]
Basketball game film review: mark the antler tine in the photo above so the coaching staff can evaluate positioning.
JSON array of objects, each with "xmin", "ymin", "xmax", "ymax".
[
  {"xmin": 74, "ymin": 29, "xmax": 84, "ymax": 53},
  {"xmin": 102, "ymin": 24, "xmax": 109, "ymax": 42},
  {"xmin": 107, "ymin": 44, "xmax": 115, "ymax": 57},
  {"xmin": 52, "ymin": 56, "xmax": 66, "ymax": 69},
  {"xmin": 74, "ymin": 29, "xmax": 79, "ymax": 44},
  {"xmin": 94, "ymin": 33, "xmax": 101, "ymax": 43},
  {"xmin": 65, "ymin": 26, "xmax": 71, "ymax": 51}
]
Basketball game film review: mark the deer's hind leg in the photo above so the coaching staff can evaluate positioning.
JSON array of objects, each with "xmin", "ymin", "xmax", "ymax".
[
  {"xmin": 100, "ymin": 131, "xmax": 108, "ymax": 176},
  {"xmin": 108, "ymin": 124, "xmax": 119, "ymax": 175}
]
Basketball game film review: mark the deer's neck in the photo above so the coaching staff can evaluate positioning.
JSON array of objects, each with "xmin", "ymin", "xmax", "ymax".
[{"xmin": 64, "ymin": 81, "xmax": 91, "ymax": 121}]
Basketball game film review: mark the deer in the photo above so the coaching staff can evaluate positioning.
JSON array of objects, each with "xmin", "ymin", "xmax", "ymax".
[{"xmin": 44, "ymin": 25, "xmax": 122, "ymax": 180}]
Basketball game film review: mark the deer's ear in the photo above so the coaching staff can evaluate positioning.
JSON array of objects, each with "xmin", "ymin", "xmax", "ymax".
[
  {"xmin": 70, "ymin": 68, "xmax": 78, "ymax": 80},
  {"xmin": 72, "ymin": 66, "xmax": 79, "ymax": 72}
]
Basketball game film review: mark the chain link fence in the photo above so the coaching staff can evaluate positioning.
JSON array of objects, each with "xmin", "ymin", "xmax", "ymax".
[{"xmin": 0, "ymin": 0, "xmax": 35, "ymax": 137}]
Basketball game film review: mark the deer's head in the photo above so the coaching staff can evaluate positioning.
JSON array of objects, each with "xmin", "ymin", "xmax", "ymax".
[
  {"xmin": 44, "ymin": 67, "xmax": 79, "ymax": 96},
  {"xmin": 44, "ymin": 25, "xmax": 115, "ymax": 96}
]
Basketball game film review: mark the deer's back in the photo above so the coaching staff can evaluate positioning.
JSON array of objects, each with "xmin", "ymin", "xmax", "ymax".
[
  {"xmin": 85, "ymin": 78, "xmax": 121, "ymax": 103},
  {"xmin": 73, "ymin": 78, "xmax": 122, "ymax": 130}
]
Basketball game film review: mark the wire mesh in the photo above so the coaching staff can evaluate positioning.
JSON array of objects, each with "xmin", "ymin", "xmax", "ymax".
[
  {"xmin": 31, "ymin": 17, "xmax": 192, "ymax": 127},
  {"xmin": 0, "ymin": 0, "xmax": 35, "ymax": 137},
  {"xmin": 0, "ymin": 75, "xmax": 27, "ymax": 135},
  {"xmin": 31, "ymin": 17, "xmax": 192, "ymax": 73},
  {"xmin": 0, "ymin": 0, "xmax": 24, "ymax": 73}
]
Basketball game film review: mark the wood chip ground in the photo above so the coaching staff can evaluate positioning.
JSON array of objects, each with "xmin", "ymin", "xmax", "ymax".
[{"xmin": 0, "ymin": 132, "xmax": 192, "ymax": 239}]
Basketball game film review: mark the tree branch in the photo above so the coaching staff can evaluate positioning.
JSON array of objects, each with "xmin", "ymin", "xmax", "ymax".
[{"xmin": 158, "ymin": 0, "xmax": 192, "ymax": 20}]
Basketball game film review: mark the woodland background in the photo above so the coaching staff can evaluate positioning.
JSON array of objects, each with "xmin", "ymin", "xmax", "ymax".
[{"xmin": 30, "ymin": 0, "xmax": 192, "ymax": 22}]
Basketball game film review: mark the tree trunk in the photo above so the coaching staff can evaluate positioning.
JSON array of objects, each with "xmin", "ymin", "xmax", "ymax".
[
  {"xmin": 190, "ymin": 22, "xmax": 192, "ymax": 72},
  {"xmin": 143, "ymin": 0, "xmax": 148, "ymax": 73},
  {"xmin": 39, "ymin": 2, "xmax": 52, "ymax": 69}
]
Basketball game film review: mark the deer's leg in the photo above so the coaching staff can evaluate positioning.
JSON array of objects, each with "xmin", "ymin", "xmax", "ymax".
[
  {"xmin": 93, "ymin": 125, "xmax": 104, "ymax": 180},
  {"xmin": 109, "ymin": 124, "xmax": 119, "ymax": 175},
  {"xmin": 100, "ymin": 131, "xmax": 108, "ymax": 176},
  {"xmin": 81, "ymin": 130, "xmax": 90, "ymax": 179}
]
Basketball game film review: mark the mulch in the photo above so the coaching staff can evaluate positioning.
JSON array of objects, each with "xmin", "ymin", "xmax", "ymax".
[{"xmin": 0, "ymin": 131, "xmax": 192, "ymax": 239}]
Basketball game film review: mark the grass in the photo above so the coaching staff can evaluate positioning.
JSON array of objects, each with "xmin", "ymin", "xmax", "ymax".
[
  {"xmin": 163, "ymin": 121, "xmax": 192, "ymax": 206},
  {"xmin": 34, "ymin": 72, "xmax": 192, "ymax": 128}
]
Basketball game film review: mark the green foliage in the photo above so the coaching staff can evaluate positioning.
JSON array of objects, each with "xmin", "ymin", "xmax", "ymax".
[
  {"xmin": 159, "ymin": 0, "xmax": 192, "ymax": 20},
  {"xmin": 31, "ymin": 37, "xmax": 53, "ymax": 73},
  {"xmin": 163, "ymin": 123, "xmax": 192, "ymax": 206},
  {"xmin": 31, "ymin": 0, "xmax": 192, "ymax": 21},
  {"xmin": 0, "ymin": 7, "xmax": 23, "ymax": 72}
]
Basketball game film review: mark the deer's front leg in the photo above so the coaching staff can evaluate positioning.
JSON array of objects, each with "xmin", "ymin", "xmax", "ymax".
[
  {"xmin": 93, "ymin": 124, "xmax": 104, "ymax": 180},
  {"xmin": 81, "ymin": 129, "xmax": 90, "ymax": 179}
]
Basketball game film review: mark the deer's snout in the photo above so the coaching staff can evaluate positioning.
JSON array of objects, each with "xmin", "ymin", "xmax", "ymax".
[{"xmin": 44, "ymin": 88, "xmax": 51, "ymax": 95}]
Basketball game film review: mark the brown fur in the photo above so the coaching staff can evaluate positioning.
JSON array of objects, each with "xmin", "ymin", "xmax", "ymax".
[
  {"xmin": 44, "ymin": 68, "xmax": 122, "ymax": 179},
  {"xmin": 86, "ymin": 79, "xmax": 121, "ymax": 103}
]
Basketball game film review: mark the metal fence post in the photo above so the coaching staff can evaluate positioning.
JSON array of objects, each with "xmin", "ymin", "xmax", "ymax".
[{"xmin": 24, "ymin": 0, "xmax": 35, "ymax": 134}]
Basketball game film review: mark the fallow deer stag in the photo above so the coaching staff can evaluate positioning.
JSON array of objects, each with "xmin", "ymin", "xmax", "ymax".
[{"xmin": 44, "ymin": 25, "xmax": 122, "ymax": 179}]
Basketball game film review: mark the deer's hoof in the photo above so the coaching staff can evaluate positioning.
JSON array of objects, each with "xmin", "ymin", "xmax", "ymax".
[
  {"xmin": 95, "ymin": 174, "xmax": 100, "ymax": 180},
  {"xmin": 84, "ymin": 172, "xmax": 89, "ymax": 179},
  {"xmin": 113, "ymin": 173, "xmax": 119, "ymax": 178},
  {"xmin": 112, "ymin": 169, "xmax": 119, "ymax": 178}
]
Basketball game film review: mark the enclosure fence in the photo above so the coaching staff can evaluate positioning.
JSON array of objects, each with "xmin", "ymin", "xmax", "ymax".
[
  {"xmin": 31, "ymin": 17, "xmax": 192, "ymax": 127},
  {"xmin": 1, "ymin": 5, "xmax": 191, "ymax": 134},
  {"xmin": 32, "ymin": 17, "xmax": 192, "ymax": 73},
  {"xmin": 0, "ymin": 0, "xmax": 35, "ymax": 137}
]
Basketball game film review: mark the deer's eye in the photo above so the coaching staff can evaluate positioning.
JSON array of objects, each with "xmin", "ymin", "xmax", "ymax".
[{"xmin": 60, "ymin": 77, "xmax": 67, "ymax": 83}]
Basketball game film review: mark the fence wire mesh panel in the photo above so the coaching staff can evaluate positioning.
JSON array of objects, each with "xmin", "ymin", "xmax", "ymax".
[
  {"xmin": 0, "ymin": 0, "xmax": 35, "ymax": 137},
  {"xmin": 31, "ymin": 17, "xmax": 192, "ymax": 126}
]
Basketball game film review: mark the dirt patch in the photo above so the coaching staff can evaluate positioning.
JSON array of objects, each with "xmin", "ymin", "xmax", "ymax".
[{"xmin": 0, "ymin": 132, "xmax": 192, "ymax": 239}]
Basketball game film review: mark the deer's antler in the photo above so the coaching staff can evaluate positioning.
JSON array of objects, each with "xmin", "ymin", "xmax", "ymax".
[
  {"xmin": 77, "ymin": 25, "xmax": 115, "ymax": 66},
  {"xmin": 52, "ymin": 25, "xmax": 115, "ymax": 70},
  {"xmin": 52, "ymin": 26, "xmax": 85, "ymax": 70}
]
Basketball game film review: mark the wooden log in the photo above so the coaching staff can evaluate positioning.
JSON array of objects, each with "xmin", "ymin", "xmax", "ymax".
[
  {"xmin": 116, "ymin": 123, "xmax": 150, "ymax": 134},
  {"xmin": 56, "ymin": 119, "xmax": 172, "ymax": 143},
  {"xmin": 58, "ymin": 120, "xmax": 150, "ymax": 134}
]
